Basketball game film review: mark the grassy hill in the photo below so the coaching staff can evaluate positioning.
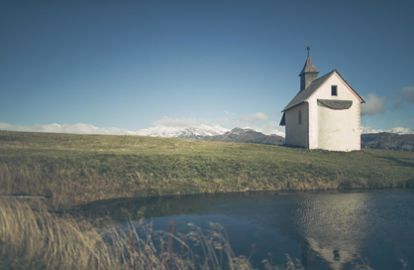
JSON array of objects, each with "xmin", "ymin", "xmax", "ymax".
[{"xmin": 0, "ymin": 130, "xmax": 413, "ymax": 208}]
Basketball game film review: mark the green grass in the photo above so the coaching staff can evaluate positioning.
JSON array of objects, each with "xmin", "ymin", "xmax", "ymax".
[{"xmin": 0, "ymin": 130, "xmax": 413, "ymax": 208}]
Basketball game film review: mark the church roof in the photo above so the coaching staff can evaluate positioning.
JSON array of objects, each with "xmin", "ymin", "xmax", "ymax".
[
  {"xmin": 282, "ymin": 69, "xmax": 364, "ymax": 112},
  {"xmin": 300, "ymin": 54, "xmax": 319, "ymax": 74},
  {"xmin": 283, "ymin": 70, "xmax": 334, "ymax": 111}
]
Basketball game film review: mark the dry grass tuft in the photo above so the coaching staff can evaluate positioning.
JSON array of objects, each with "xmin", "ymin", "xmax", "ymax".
[
  {"xmin": 0, "ymin": 199, "xmax": 118, "ymax": 269},
  {"xmin": 1, "ymin": 199, "xmax": 290, "ymax": 270}
]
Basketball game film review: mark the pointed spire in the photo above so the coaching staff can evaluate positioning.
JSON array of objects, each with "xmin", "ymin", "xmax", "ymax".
[
  {"xmin": 300, "ymin": 46, "xmax": 318, "ymax": 75},
  {"xmin": 299, "ymin": 46, "xmax": 319, "ymax": 91}
]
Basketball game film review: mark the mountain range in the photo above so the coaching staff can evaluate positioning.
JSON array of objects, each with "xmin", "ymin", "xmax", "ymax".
[
  {"xmin": 202, "ymin": 127, "xmax": 284, "ymax": 145},
  {"xmin": 142, "ymin": 126, "xmax": 414, "ymax": 152},
  {"xmin": 361, "ymin": 132, "xmax": 414, "ymax": 151},
  {"xmin": 136, "ymin": 124, "xmax": 229, "ymax": 138},
  {"xmin": 1, "ymin": 122, "xmax": 413, "ymax": 151}
]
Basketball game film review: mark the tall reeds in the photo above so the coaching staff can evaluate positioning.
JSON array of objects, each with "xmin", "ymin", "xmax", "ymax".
[{"xmin": 0, "ymin": 199, "xmax": 258, "ymax": 270}]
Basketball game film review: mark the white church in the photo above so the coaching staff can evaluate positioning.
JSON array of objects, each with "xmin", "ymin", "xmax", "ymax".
[{"xmin": 280, "ymin": 48, "xmax": 365, "ymax": 152}]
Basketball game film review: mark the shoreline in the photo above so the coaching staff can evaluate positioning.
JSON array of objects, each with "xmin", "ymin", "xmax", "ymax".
[{"xmin": 2, "ymin": 186, "xmax": 414, "ymax": 211}]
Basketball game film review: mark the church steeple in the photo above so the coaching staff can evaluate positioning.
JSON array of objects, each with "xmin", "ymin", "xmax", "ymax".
[{"xmin": 299, "ymin": 46, "xmax": 319, "ymax": 91}]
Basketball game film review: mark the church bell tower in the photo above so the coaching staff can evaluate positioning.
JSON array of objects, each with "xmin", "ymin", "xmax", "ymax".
[{"xmin": 299, "ymin": 47, "xmax": 319, "ymax": 91}]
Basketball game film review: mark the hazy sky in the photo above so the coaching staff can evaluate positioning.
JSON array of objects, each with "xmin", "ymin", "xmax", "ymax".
[{"xmin": 1, "ymin": 0, "xmax": 413, "ymax": 133}]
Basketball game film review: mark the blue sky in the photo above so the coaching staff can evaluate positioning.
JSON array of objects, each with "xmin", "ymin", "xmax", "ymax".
[{"xmin": 1, "ymin": 0, "xmax": 414, "ymax": 134}]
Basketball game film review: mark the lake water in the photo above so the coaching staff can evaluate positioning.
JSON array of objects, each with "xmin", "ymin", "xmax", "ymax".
[{"xmin": 78, "ymin": 190, "xmax": 414, "ymax": 269}]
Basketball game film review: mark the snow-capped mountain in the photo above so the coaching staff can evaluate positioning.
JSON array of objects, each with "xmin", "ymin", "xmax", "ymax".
[
  {"xmin": 205, "ymin": 128, "xmax": 284, "ymax": 145},
  {"xmin": 136, "ymin": 124, "xmax": 229, "ymax": 138},
  {"xmin": 362, "ymin": 126, "xmax": 414, "ymax": 135}
]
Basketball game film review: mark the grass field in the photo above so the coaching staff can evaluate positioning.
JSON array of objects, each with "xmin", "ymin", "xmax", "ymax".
[{"xmin": 0, "ymin": 130, "xmax": 413, "ymax": 208}]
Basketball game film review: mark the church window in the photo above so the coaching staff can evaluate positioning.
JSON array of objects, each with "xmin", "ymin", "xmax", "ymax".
[
  {"xmin": 331, "ymin": 85, "xmax": 338, "ymax": 96},
  {"xmin": 298, "ymin": 111, "xmax": 302, "ymax": 125}
]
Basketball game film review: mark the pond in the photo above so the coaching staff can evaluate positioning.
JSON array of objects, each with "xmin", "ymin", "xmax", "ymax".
[{"xmin": 77, "ymin": 190, "xmax": 414, "ymax": 270}]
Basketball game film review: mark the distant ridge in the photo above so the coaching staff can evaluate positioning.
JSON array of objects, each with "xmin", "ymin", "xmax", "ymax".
[
  {"xmin": 198, "ymin": 128, "xmax": 414, "ymax": 152},
  {"xmin": 137, "ymin": 126, "xmax": 285, "ymax": 145},
  {"xmin": 203, "ymin": 128, "xmax": 284, "ymax": 145},
  {"xmin": 202, "ymin": 129, "xmax": 414, "ymax": 152},
  {"xmin": 361, "ymin": 132, "xmax": 414, "ymax": 151},
  {"xmin": 136, "ymin": 125, "xmax": 414, "ymax": 151},
  {"xmin": 136, "ymin": 124, "xmax": 229, "ymax": 138}
]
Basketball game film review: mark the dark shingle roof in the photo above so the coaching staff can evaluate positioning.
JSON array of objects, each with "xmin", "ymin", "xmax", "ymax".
[
  {"xmin": 300, "ymin": 55, "xmax": 319, "ymax": 74},
  {"xmin": 283, "ymin": 70, "xmax": 335, "ymax": 111}
]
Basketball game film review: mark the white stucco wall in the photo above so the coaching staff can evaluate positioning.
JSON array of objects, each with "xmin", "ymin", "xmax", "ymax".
[
  {"xmin": 307, "ymin": 72, "xmax": 361, "ymax": 151},
  {"xmin": 285, "ymin": 102, "xmax": 309, "ymax": 148}
]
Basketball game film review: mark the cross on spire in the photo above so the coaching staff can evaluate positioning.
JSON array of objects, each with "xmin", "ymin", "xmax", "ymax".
[{"xmin": 300, "ymin": 46, "xmax": 318, "ymax": 74}]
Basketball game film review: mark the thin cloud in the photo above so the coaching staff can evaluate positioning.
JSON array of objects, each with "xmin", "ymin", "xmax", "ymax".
[
  {"xmin": 239, "ymin": 112, "xmax": 269, "ymax": 122},
  {"xmin": 394, "ymin": 86, "xmax": 414, "ymax": 109},
  {"xmin": 401, "ymin": 86, "xmax": 414, "ymax": 103},
  {"xmin": 152, "ymin": 117, "xmax": 225, "ymax": 130},
  {"xmin": 361, "ymin": 94, "xmax": 386, "ymax": 116},
  {"xmin": 0, "ymin": 122, "xmax": 138, "ymax": 135},
  {"xmin": 153, "ymin": 117, "xmax": 200, "ymax": 128}
]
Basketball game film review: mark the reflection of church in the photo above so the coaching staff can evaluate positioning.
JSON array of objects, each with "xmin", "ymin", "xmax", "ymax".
[
  {"xmin": 300, "ymin": 237, "xmax": 362, "ymax": 270},
  {"xmin": 295, "ymin": 193, "xmax": 370, "ymax": 269}
]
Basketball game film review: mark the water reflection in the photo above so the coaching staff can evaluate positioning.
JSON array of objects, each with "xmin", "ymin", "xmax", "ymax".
[
  {"xmin": 75, "ymin": 191, "xmax": 414, "ymax": 270},
  {"xmin": 296, "ymin": 193, "xmax": 370, "ymax": 269}
]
